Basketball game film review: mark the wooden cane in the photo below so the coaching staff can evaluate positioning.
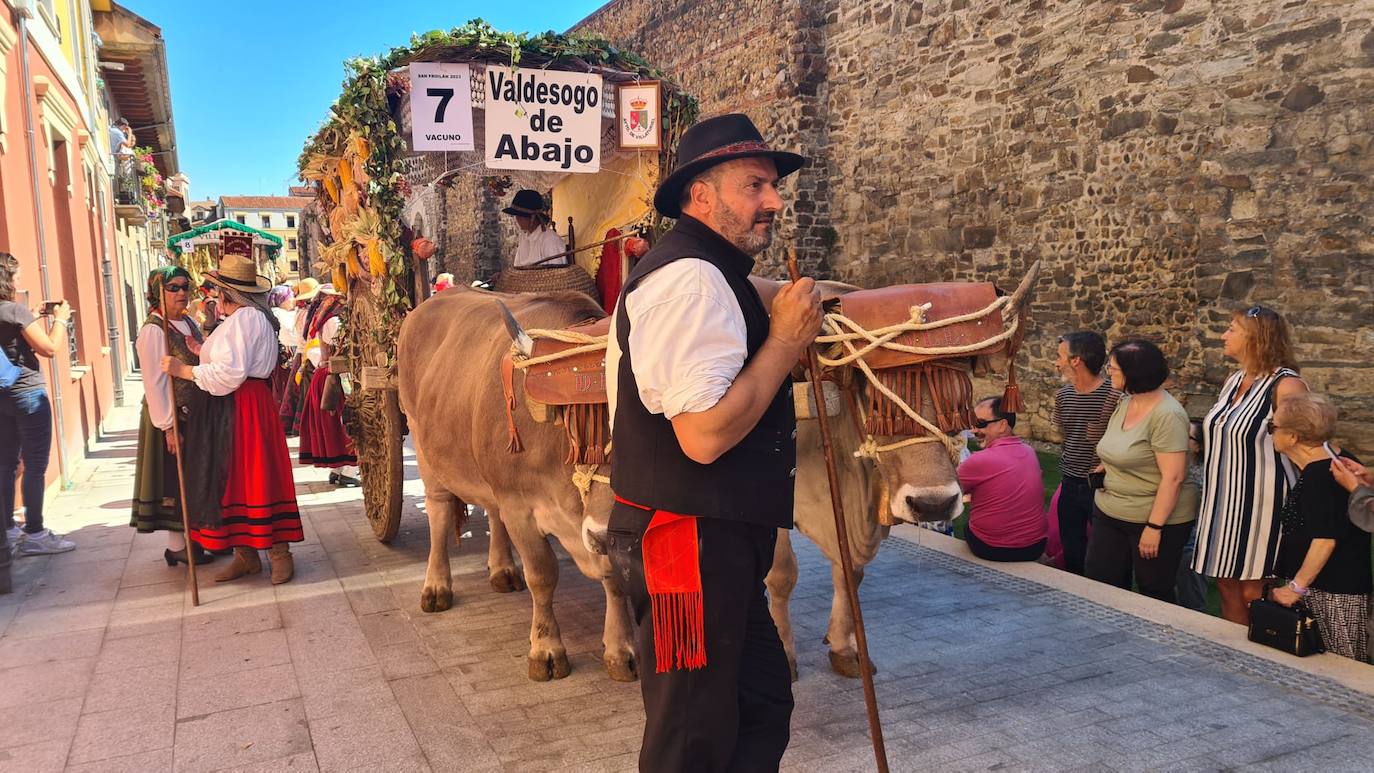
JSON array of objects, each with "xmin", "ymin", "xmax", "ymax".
[
  {"xmin": 159, "ymin": 285, "xmax": 200, "ymax": 607},
  {"xmin": 787, "ymin": 250, "xmax": 888, "ymax": 773}
]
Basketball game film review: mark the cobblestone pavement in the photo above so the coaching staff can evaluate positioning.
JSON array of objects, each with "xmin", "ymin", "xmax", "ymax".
[{"xmin": 2, "ymin": 380, "xmax": 1373, "ymax": 771}]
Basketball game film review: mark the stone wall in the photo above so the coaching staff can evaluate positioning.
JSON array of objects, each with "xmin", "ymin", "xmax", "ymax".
[{"xmin": 571, "ymin": 0, "xmax": 1374, "ymax": 452}]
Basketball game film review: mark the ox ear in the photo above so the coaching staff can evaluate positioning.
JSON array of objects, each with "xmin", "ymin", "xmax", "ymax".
[
  {"xmin": 496, "ymin": 301, "xmax": 534, "ymax": 357},
  {"xmin": 1002, "ymin": 260, "xmax": 1042, "ymax": 324}
]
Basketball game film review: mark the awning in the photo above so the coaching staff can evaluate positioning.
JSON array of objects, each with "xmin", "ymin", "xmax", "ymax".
[{"xmin": 167, "ymin": 218, "xmax": 283, "ymax": 254}]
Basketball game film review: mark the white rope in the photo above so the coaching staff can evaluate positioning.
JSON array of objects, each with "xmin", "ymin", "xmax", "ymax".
[{"xmin": 510, "ymin": 328, "xmax": 608, "ymax": 369}]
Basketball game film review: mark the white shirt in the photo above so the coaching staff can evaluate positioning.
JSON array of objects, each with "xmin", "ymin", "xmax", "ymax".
[
  {"xmin": 192, "ymin": 307, "xmax": 279, "ymax": 396},
  {"xmin": 273, "ymin": 307, "xmax": 299, "ymax": 349},
  {"xmin": 304, "ymin": 316, "xmax": 340, "ymax": 368},
  {"xmin": 606, "ymin": 259, "xmax": 748, "ymax": 427},
  {"xmin": 513, "ymin": 228, "xmax": 568, "ymax": 268},
  {"xmin": 136, "ymin": 314, "xmax": 197, "ymax": 431}
]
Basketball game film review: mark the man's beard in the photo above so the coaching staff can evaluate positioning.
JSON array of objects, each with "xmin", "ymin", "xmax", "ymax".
[{"xmin": 718, "ymin": 204, "xmax": 776, "ymax": 256}]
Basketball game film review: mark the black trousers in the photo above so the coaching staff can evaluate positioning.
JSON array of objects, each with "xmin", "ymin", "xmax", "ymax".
[
  {"xmin": 607, "ymin": 502, "xmax": 794, "ymax": 773},
  {"xmin": 1084, "ymin": 506, "xmax": 1193, "ymax": 603},
  {"xmin": 1057, "ymin": 475, "xmax": 1095, "ymax": 575},
  {"xmin": 966, "ymin": 528, "xmax": 1047, "ymax": 562}
]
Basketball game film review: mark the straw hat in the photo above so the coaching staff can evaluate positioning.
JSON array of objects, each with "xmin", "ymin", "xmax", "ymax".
[
  {"xmin": 204, "ymin": 255, "xmax": 272, "ymax": 294},
  {"xmin": 292, "ymin": 277, "xmax": 322, "ymax": 302}
]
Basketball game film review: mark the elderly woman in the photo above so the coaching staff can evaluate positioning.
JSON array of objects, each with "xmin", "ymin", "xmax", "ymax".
[
  {"xmin": 1084, "ymin": 340, "xmax": 1199, "ymax": 602},
  {"xmin": 1192, "ymin": 306, "xmax": 1307, "ymax": 625},
  {"xmin": 162, "ymin": 255, "xmax": 302, "ymax": 584},
  {"xmin": 1268, "ymin": 393, "xmax": 1370, "ymax": 662},
  {"xmin": 266, "ymin": 285, "xmax": 295, "ymax": 406},
  {"xmin": 132, "ymin": 267, "xmax": 215, "ymax": 566}
]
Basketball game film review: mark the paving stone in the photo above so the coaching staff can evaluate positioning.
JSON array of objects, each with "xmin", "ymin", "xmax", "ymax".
[
  {"xmin": 65, "ymin": 747, "xmax": 174, "ymax": 772},
  {"xmin": 68, "ymin": 702, "xmax": 174, "ymax": 764},
  {"xmin": 0, "ymin": 737, "xmax": 70, "ymax": 772},
  {"xmin": 176, "ymin": 662, "xmax": 301, "ymax": 719},
  {"xmin": 0, "ymin": 656, "xmax": 96, "ymax": 709},
  {"xmin": 173, "ymin": 699, "xmax": 313, "ymax": 772}
]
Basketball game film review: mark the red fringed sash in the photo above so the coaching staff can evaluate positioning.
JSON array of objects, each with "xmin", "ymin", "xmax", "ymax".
[{"xmin": 618, "ymin": 496, "xmax": 707, "ymax": 673}]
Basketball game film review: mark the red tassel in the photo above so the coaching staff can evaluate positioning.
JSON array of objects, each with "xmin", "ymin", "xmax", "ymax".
[
  {"xmin": 1002, "ymin": 360, "xmax": 1025, "ymax": 414},
  {"xmin": 642, "ymin": 511, "xmax": 707, "ymax": 673}
]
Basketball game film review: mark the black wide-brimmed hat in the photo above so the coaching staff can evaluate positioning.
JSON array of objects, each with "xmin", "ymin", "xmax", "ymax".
[
  {"xmin": 653, "ymin": 113, "xmax": 807, "ymax": 218},
  {"xmin": 502, "ymin": 189, "xmax": 548, "ymax": 217}
]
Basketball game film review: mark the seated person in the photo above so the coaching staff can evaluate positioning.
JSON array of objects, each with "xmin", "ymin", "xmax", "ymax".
[
  {"xmin": 504, "ymin": 189, "xmax": 568, "ymax": 268},
  {"xmin": 958, "ymin": 396, "xmax": 1048, "ymax": 562}
]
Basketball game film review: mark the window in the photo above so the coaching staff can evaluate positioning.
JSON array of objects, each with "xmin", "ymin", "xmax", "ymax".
[
  {"xmin": 260, "ymin": 214, "xmax": 272, "ymax": 228},
  {"xmin": 235, "ymin": 215, "xmax": 246, "ymax": 225},
  {"xmin": 286, "ymin": 215, "xmax": 296, "ymax": 228},
  {"xmin": 290, "ymin": 260, "xmax": 300, "ymax": 273},
  {"xmin": 288, "ymin": 238, "xmax": 298, "ymax": 251}
]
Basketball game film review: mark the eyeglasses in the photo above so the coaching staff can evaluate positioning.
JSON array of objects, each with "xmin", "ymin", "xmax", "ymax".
[
  {"xmin": 164, "ymin": 282, "xmax": 190, "ymax": 292},
  {"xmin": 1266, "ymin": 419, "xmax": 1285, "ymax": 435},
  {"xmin": 973, "ymin": 416, "xmax": 1005, "ymax": 429}
]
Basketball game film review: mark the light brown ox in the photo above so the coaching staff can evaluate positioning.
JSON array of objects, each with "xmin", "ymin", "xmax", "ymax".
[
  {"xmin": 403, "ymin": 265, "xmax": 1038, "ymax": 683},
  {"xmin": 397, "ymin": 287, "xmax": 633, "ymax": 682},
  {"xmin": 757, "ymin": 264, "xmax": 1040, "ymax": 679}
]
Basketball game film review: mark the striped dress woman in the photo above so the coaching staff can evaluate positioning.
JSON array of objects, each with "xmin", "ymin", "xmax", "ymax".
[
  {"xmin": 1192, "ymin": 365, "xmax": 1299, "ymax": 580},
  {"xmin": 1190, "ymin": 304, "xmax": 1306, "ymax": 625}
]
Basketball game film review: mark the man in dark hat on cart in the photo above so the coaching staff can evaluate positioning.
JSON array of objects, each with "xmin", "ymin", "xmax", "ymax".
[
  {"xmin": 503, "ymin": 188, "xmax": 569, "ymax": 268},
  {"xmin": 605, "ymin": 113, "xmax": 823, "ymax": 772}
]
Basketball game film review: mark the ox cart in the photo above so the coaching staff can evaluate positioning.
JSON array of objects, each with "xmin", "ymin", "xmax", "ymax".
[{"xmin": 298, "ymin": 22, "xmax": 699, "ymax": 540}]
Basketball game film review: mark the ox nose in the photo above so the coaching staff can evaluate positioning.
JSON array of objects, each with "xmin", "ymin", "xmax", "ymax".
[{"xmin": 905, "ymin": 493, "xmax": 961, "ymax": 521}]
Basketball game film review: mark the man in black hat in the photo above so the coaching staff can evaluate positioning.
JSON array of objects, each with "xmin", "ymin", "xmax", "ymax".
[
  {"xmin": 605, "ymin": 113, "xmax": 822, "ymax": 772},
  {"xmin": 503, "ymin": 189, "xmax": 569, "ymax": 268}
]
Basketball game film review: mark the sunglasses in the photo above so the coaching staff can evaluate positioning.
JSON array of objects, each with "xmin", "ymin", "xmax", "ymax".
[
  {"xmin": 164, "ymin": 282, "xmax": 190, "ymax": 292},
  {"xmin": 973, "ymin": 416, "xmax": 1005, "ymax": 429},
  {"xmin": 1266, "ymin": 419, "xmax": 1285, "ymax": 435},
  {"xmin": 1246, "ymin": 305, "xmax": 1272, "ymax": 318}
]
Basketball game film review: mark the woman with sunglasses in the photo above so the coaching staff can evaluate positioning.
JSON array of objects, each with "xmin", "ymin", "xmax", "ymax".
[
  {"xmin": 132, "ymin": 267, "xmax": 215, "ymax": 566},
  {"xmin": 1267, "ymin": 393, "xmax": 1369, "ymax": 661},
  {"xmin": 1192, "ymin": 306, "xmax": 1306, "ymax": 625}
]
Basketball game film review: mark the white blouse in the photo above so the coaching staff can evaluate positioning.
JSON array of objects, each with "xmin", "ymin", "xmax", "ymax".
[
  {"xmin": 513, "ymin": 228, "xmax": 568, "ymax": 268},
  {"xmin": 304, "ymin": 316, "xmax": 340, "ymax": 368},
  {"xmin": 192, "ymin": 307, "xmax": 279, "ymax": 397},
  {"xmin": 137, "ymin": 314, "xmax": 198, "ymax": 431},
  {"xmin": 606, "ymin": 258, "xmax": 748, "ymax": 426}
]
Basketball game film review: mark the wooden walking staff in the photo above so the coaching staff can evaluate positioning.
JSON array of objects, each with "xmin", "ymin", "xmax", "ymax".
[
  {"xmin": 787, "ymin": 250, "xmax": 888, "ymax": 773},
  {"xmin": 159, "ymin": 283, "xmax": 200, "ymax": 607}
]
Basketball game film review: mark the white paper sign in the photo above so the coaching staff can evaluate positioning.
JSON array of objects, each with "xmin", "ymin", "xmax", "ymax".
[
  {"xmin": 409, "ymin": 63, "xmax": 474, "ymax": 152},
  {"xmin": 483, "ymin": 66, "xmax": 603, "ymax": 173}
]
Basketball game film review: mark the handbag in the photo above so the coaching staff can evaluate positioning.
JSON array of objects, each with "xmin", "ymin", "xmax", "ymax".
[
  {"xmin": 1247, "ymin": 585, "xmax": 1324, "ymax": 657},
  {"xmin": 320, "ymin": 373, "xmax": 343, "ymax": 412},
  {"xmin": 0, "ymin": 345, "xmax": 20, "ymax": 390}
]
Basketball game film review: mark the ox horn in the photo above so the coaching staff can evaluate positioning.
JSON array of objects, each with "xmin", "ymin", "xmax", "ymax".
[
  {"xmin": 496, "ymin": 300, "xmax": 535, "ymax": 357},
  {"xmin": 1002, "ymin": 259, "xmax": 1042, "ymax": 325}
]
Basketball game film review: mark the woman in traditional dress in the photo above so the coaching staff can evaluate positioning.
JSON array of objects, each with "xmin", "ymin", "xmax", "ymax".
[
  {"xmin": 296, "ymin": 285, "xmax": 359, "ymax": 486},
  {"xmin": 132, "ymin": 267, "xmax": 216, "ymax": 566},
  {"xmin": 1191, "ymin": 306, "xmax": 1307, "ymax": 624},
  {"xmin": 267, "ymin": 285, "xmax": 295, "ymax": 407},
  {"xmin": 161, "ymin": 255, "xmax": 302, "ymax": 584},
  {"xmin": 280, "ymin": 278, "xmax": 320, "ymax": 436}
]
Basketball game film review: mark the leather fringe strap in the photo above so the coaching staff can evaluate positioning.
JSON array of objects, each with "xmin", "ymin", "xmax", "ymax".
[
  {"xmin": 642, "ymin": 510, "xmax": 707, "ymax": 673},
  {"xmin": 501, "ymin": 355, "xmax": 523, "ymax": 453},
  {"xmin": 562, "ymin": 403, "xmax": 609, "ymax": 465},
  {"xmin": 864, "ymin": 363, "xmax": 976, "ymax": 438}
]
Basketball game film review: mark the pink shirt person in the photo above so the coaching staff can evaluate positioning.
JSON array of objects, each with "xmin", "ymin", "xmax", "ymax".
[{"xmin": 959, "ymin": 436, "xmax": 1048, "ymax": 548}]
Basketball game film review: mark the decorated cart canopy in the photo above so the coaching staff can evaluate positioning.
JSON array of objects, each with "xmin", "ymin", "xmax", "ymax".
[
  {"xmin": 296, "ymin": 19, "xmax": 698, "ymax": 540},
  {"xmin": 166, "ymin": 218, "xmax": 284, "ymax": 285}
]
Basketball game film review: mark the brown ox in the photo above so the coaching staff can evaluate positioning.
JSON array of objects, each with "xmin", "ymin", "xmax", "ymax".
[
  {"xmin": 397, "ymin": 287, "xmax": 634, "ymax": 682},
  {"xmin": 761, "ymin": 264, "xmax": 1041, "ymax": 679}
]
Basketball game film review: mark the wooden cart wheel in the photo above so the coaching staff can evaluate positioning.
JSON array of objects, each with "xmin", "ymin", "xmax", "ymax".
[{"xmin": 356, "ymin": 387, "xmax": 403, "ymax": 542}]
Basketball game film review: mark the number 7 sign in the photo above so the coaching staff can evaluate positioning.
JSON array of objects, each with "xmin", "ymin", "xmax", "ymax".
[{"xmin": 409, "ymin": 63, "xmax": 475, "ymax": 152}]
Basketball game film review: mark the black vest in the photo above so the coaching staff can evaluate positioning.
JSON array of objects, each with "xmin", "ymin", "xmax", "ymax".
[{"xmin": 611, "ymin": 215, "xmax": 796, "ymax": 529}]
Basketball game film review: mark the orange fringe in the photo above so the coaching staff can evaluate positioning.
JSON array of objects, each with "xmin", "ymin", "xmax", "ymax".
[
  {"xmin": 865, "ymin": 364, "xmax": 976, "ymax": 437},
  {"xmin": 562, "ymin": 403, "xmax": 609, "ymax": 465}
]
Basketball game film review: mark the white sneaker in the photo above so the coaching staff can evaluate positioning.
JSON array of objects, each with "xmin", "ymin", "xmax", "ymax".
[{"xmin": 15, "ymin": 529, "xmax": 76, "ymax": 556}]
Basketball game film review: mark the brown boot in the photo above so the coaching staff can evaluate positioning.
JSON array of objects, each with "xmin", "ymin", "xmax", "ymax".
[
  {"xmin": 214, "ymin": 547, "xmax": 262, "ymax": 582},
  {"xmin": 269, "ymin": 543, "xmax": 294, "ymax": 585}
]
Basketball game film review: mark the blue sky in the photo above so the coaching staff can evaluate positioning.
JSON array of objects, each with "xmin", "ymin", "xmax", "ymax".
[{"xmin": 122, "ymin": 1, "xmax": 606, "ymax": 201}]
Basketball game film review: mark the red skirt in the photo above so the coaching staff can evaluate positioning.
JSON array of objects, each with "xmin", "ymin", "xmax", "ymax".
[
  {"xmin": 298, "ymin": 365, "xmax": 357, "ymax": 468},
  {"xmin": 191, "ymin": 379, "xmax": 303, "ymax": 550}
]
